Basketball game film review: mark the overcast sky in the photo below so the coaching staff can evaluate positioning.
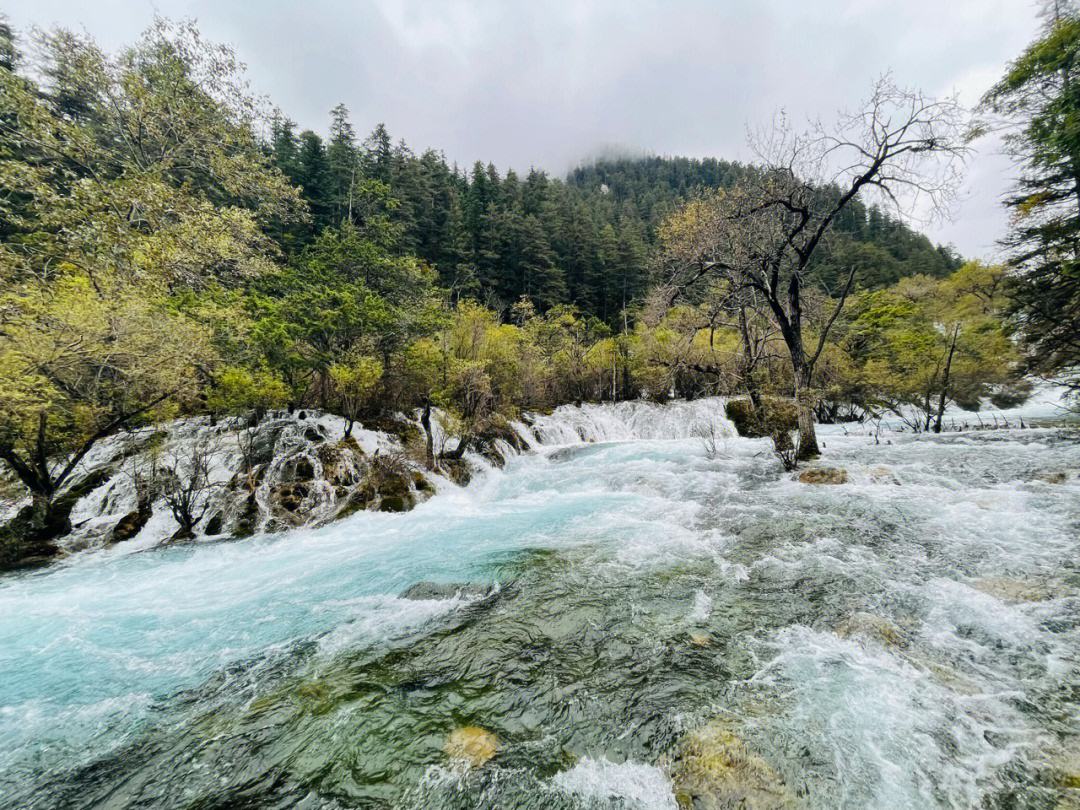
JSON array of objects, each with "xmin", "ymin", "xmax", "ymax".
[{"xmin": 5, "ymin": 0, "xmax": 1044, "ymax": 258}]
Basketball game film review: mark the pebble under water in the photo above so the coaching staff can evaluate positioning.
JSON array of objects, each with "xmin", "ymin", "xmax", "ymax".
[{"xmin": 0, "ymin": 400, "xmax": 1078, "ymax": 809}]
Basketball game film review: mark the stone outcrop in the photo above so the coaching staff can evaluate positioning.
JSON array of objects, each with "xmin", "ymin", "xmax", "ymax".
[
  {"xmin": 667, "ymin": 720, "xmax": 795, "ymax": 809},
  {"xmin": 834, "ymin": 612, "xmax": 908, "ymax": 648},
  {"xmin": 0, "ymin": 411, "xmax": 449, "ymax": 570},
  {"xmin": 797, "ymin": 467, "xmax": 848, "ymax": 485},
  {"xmin": 445, "ymin": 726, "xmax": 499, "ymax": 768},
  {"xmin": 725, "ymin": 398, "xmax": 798, "ymax": 439}
]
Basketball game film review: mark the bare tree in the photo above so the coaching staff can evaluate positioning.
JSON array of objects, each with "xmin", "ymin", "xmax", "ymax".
[
  {"xmin": 696, "ymin": 419, "xmax": 728, "ymax": 460},
  {"xmin": 158, "ymin": 437, "xmax": 222, "ymax": 540},
  {"xmin": 663, "ymin": 76, "xmax": 968, "ymax": 466}
]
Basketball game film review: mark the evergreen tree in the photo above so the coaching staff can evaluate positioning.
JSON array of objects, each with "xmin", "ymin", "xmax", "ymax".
[
  {"xmin": 981, "ymin": 5, "xmax": 1080, "ymax": 389},
  {"xmin": 326, "ymin": 103, "xmax": 359, "ymax": 225}
]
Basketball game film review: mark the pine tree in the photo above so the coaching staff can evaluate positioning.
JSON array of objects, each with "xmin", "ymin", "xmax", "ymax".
[
  {"xmin": 327, "ymin": 103, "xmax": 359, "ymax": 225},
  {"xmin": 296, "ymin": 130, "xmax": 332, "ymax": 231}
]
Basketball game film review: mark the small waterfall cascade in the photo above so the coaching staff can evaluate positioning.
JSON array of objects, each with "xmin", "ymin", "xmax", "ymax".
[{"xmin": 522, "ymin": 397, "xmax": 736, "ymax": 446}]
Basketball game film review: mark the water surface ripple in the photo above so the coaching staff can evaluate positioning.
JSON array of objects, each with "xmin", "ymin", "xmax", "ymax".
[{"xmin": 1, "ymin": 406, "xmax": 1078, "ymax": 809}]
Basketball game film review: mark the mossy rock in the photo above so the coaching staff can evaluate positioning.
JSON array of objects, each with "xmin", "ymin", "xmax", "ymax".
[
  {"xmin": 0, "ymin": 467, "xmax": 114, "ymax": 570},
  {"xmin": 445, "ymin": 726, "xmax": 498, "ymax": 767},
  {"xmin": 336, "ymin": 486, "xmax": 373, "ymax": 519},
  {"xmin": 109, "ymin": 506, "xmax": 152, "ymax": 544},
  {"xmin": 271, "ymin": 482, "xmax": 310, "ymax": 513},
  {"xmin": 668, "ymin": 721, "xmax": 795, "ymax": 809},
  {"xmin": 361, "ymin": 414, "xmax": 423, "ymax": 448},
  {"xmin": 834, "ymin": 612, "xmax": 907, "ymax": 648},
  {"xmin": 231, "ymin": 492, "xmax": 260, "ymax": 538},
  {"xmin": 726, "ymin": 398, "xmax": 798, "ymax": 439},
  {"xmin": 797, "ymin": 467, "xmax": 848, "ymax": 485},
  {"xmin": 440, "ymin": 457, "xmax": 472, "ymax": 486},
  {"xmin": 377, "ymin": 494, "xmax": 411, "ymax": 513},
  {"xmin": 1035, "ymin": 470, "xmax": 1070, "ymax": 484},
  {"xmin": 399, "ymin": 581, "xmax": 494, "ymax": 600},
  {"xmin": 282, "ymin": 456, "xmax": 316, "ymax": 483},
  {"xmin": 689, "ymin": 632, "xmax": 712, "ymax": 648},
  {"xmin": 317, "ymin": 442, "xmax": 364, "ymax": 488},
  {"xmin": 203, "ymin": 512, "xmax": 224, "ymax": 536}
]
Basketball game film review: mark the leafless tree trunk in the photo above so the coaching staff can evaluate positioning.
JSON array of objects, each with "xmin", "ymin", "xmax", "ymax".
[
  {"xmin": 159, "ymin": 438, "xmax": 221, "ymax": 540},
  {"xmin": 933, "ymin": 324, "xmax": 961, "ymax": 433},
  {"xmin": 659, "ymin": 76, "xmax": 969, "ymax": 468}
]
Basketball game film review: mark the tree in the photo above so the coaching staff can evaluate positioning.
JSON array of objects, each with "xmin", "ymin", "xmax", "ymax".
[
  {"xmin": 329, "ymin": 353, "xmax": 383, "ymax": 437},
  {"xmin": 327, "ymin": 103, "xmax": 360, "ymax": 225},
  {"xmin": 157, "ymin": 437, "xmax": 222, "ymax": 540},
  {"xmin": 660, "ymin": 77, "xmax": 968, "ymax": 465},
  {"xmin": 846, "ymin": 263, "xmax": 1027, "ymax": 431},
  {"xmin": 0, "ymin": 18, "xmax": 299, "ymax": 538},
  {"xmin": 980, "ymin": 5, "xmax": 1080, "ymax": 393},
  {"xmin": 0, "ymin": 278, "xmax": 210, "ymax": 533}
]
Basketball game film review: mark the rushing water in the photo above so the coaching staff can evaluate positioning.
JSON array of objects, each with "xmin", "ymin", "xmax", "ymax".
[{"xmin": 0, "ymin": 399, "xmax": 1078, "ymax": 809}]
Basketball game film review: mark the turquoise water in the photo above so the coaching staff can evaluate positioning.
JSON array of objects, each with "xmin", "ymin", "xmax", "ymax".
[{"xmin": 1, "ymin": 410, "xmax": 1079, "ymax": 808}]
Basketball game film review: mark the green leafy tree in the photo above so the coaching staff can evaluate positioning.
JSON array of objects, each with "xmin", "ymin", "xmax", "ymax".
[{"xmin": 981, "ymin": 4, "xmax": 1080, "ymax": 392}]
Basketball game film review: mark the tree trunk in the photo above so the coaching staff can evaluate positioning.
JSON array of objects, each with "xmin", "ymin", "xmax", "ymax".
[
  {"xmin": 441, "ymin": 434, "xmax": 471, "ymax": 461},
  {"xmin": 933, "ymin": 324, "xmax": 960, "ymax": 434},
  {"xmin": 791, "ymin": 362, "xmax": 819, "ymax": 461},
  {"xmin": 419, "ymin": 401, "xmax": 436, "ymax": 471},
  {"xmin": 737, "ymin": 305, "xmax": 763, "ymax": 413}
]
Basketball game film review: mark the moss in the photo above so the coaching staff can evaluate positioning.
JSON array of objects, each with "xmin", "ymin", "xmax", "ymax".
[
  {"xmin": 378, "ymin": 495, "xmax": 410, "ymax": 513},
  {"xmin": 444, "ymin": 726, "xmax": 498, "ymax": 767},
  {"xmin": 797, "ymin": 467, "xmax": 848, "ymax": 485},
  {"xmin": 726, "ymin": 398, "xmax": 798, "ymax": 439},
  {"xmin": 669, "ymin": 721, "xmax": 795, "ymax": 809}
]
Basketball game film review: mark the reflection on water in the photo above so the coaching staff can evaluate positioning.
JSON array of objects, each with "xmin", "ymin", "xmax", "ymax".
[{"xmin": 1, "ymin": 403, "xmax": 1078, "ymax": 809}]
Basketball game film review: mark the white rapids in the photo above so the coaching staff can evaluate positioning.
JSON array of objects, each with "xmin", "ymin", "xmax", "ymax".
[{"xmin": 0, "ymin": 395, "xmax": 1077, "ymax": 809}]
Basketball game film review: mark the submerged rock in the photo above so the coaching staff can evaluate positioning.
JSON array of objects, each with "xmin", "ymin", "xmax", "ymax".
[
  {"xmin": 797, "ymin": 467, "xmax": 848, "ymax": 485},
  {"xmin": 688, "ymin": 632, "xmax": 712, "ymax": 648},
  {"xmin": 972, "ymin": 577, "xmax": 1054, "ymax": 604},
  {"xmin": 868, "ymin": 465, "xmax": 900, "ymax": 485},
  {"xmin": 1035, "ymin": 470, "xmax": 1070, "ymax": 484},
  {"xmin": 399, "ymin": 581, "xmax": 499, "ymax": 603},
  {"xmin": 445, "ymin": 726, "xmax": 498, "ymax": 767},
  {"xmin": 834, "ymin": 612, "xmax": 908, "ymax": 648},
  {"xmin": 667, "ymin": 720, "xmax": 795, "ymax": 809}
]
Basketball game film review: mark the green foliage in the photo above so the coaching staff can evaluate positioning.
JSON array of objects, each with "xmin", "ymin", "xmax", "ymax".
[
  {"xmin": 981, "ymin": 12, "xmax": 1080, "ymax": 390},
  {"xmin": 841, "ymin": 263, "xmax": 1026, "ymax": 430},
  {"xmin": 0, "ymin": 12, "xmax": 1027, "ymax": 539},
  {"xmin": 0, "ymin": 17, "xmax": 299, "ymax": 507}
]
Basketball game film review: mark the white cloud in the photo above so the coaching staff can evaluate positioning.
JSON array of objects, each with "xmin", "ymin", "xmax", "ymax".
[{"xmin": 4, "ymin": 0, "xmax": 1044, "ymax": 255}]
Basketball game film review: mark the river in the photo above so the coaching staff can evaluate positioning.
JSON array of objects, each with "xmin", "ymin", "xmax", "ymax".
[{"xmin": 0, "ymin": 398, "xmax": 1077, "ymax": 809}]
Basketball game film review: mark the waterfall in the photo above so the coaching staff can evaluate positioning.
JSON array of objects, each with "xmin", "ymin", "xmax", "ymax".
[{"xmin": 522, "ymin": 397, "xmax": 736, "ymax": 446}]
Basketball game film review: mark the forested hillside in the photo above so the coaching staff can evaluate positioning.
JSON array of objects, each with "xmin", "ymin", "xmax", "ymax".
[
  {"xmin": 266, "ymin": 123, "xmax": 963, "ymax": 324},
  {"xmin": 0, "ymin": 15, "xmax": 1023, "ymax": 566}
]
